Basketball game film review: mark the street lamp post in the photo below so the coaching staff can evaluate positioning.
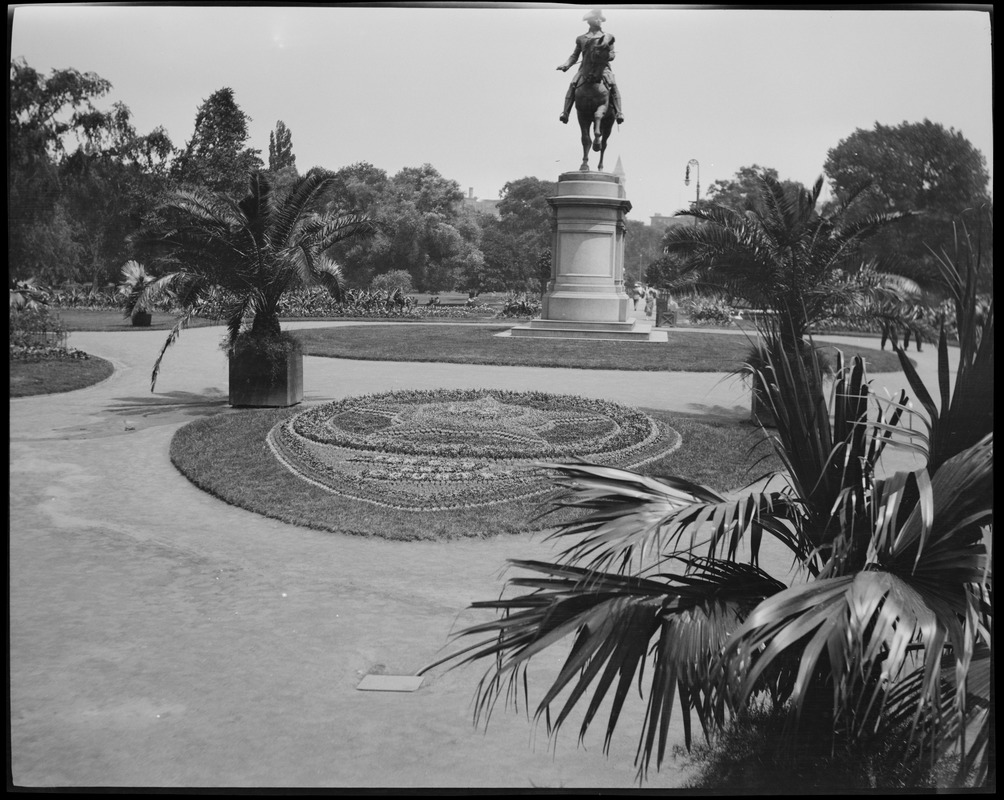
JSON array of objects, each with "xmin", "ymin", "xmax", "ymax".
[{"xmin": 684, "ymin": 159, "xmax": 700, "ymax": 208}]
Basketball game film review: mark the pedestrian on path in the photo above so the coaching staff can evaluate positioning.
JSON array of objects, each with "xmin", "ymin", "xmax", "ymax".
[
  {"xmin": 632, "ymin": 283, "xmax": 645, "ymax": 310},
  {"xmin": 644, "ymin": 287, "xmax": 657, "ymax": 318}
]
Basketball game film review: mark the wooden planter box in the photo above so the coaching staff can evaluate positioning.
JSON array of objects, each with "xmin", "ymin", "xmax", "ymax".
[
  {"xmin": 131, "ymin": 311, "xmax": 152, "ymax": 327},
  {"xmin": 228, "ymin": 345, "xmax": 303, "ymax": 408}
]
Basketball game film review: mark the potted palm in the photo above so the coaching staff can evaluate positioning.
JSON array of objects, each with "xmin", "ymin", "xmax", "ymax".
[
  {"xmin": 426, "ymin": 202, "xmax": 993, "ymax": 789},
  {"xmin": 128, "ymin": 169, "xmax": 373, "ymax": 406},
  {"xmin": 118, "ymin": 260, "xmax": 155, "ymax": 326}
]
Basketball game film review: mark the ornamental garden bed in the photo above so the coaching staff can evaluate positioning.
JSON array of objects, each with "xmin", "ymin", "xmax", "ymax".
[
  {"xmin": 170, "ymin": 388, "xmax": 782, "ymax": 540},
  {"xmin": 268, "ymin": 389, "xmax": 680, "ymax": 511}
]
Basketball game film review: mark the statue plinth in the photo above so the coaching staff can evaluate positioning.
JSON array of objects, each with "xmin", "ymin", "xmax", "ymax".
[
  {"xmin": 509, "ymin": 172, "xmax": 665, "ymax": 342},
  {"xmin": 543, "ymin": 171, "xmax": 631, "ymax": 322}
]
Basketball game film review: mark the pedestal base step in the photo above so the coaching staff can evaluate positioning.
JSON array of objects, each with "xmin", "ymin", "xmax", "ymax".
[{"xmin": 506, "ymin": 319, "xmax": 668, "ymax": 342}]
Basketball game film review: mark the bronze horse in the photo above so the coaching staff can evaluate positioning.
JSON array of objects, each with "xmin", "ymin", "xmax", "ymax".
[{"xmin": 575, "ymin": 36, "xmax": 616, "ymax": 172}]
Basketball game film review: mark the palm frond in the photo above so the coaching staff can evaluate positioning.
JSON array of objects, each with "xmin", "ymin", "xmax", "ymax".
[
  {"xmin": 269, "ymin": 170, "xmax": 333, "ymax": 247},
  {"xmin": 423, "ymin": 556, "xmax": 785, "ymax": 780},
  {"xmin": 535, "ymin": 462, "xmax": 804, "ymax": 574},
  {"xmin": 150, "ymin": 307, "xmax": 200, "ymax": 391},
  {"xmin": 302, "ymin": 213, "xmax": 376, "ymax": 253}
]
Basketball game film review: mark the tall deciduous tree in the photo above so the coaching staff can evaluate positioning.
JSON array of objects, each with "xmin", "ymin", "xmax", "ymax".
[
  {"xmin": 326, "ymin": 161, "xmax": 390, "ymax": 215},
  {"xmin": 172, "ymin": 88, "xmax": 263, "ymax": 198},
  {"xmin": 705, "ymin": 164, "xmax": 805, "ymax": 212},
  {"xmin": 9, "ymin": 58, "xmax": 173, "ymax": 284},
  {"xmin": 325, "ymin": 163, "xmax": 481, "ymax": 291},
  {"xmin": 824, "ymin": 120, "xmax": 991, "ymax": 290},
  {"xmin": 623, "ymin": 219, "xmax": 664, "ymax": 285},
  {"xmin": 476, "ymin": 177, "xmax": 556, "ymax": 293},
  {"xmin": 60, "ymin": 102, "xmax": 173, "ymax": 286},
  {"xmin": 9, "ymin": 58, "xmax": 109, "ymax": 281},
  {"xmin": 267, "ymin": 120, "xmax": 296, "ymax": 173}
]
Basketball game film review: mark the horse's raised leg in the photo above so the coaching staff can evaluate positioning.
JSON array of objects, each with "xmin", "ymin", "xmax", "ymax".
[{"xmin": 579, "ymin": 119, "xmax": 592, "ymax": 171}]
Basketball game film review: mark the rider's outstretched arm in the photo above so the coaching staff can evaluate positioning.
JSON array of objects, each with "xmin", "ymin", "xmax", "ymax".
[{"xmin": 556, "ymin": 37, "xmax": 583, "ymax": 71}]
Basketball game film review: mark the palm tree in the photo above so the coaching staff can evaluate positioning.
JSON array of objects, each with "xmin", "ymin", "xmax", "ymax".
[
  {"xmin": 423, "ymin": 204, "xmax": 993, "ymax": 788},
  {"xmin": 660, "ymin": 173, "xmax": 921, "ymax": 348},
  {"xmin": 117, "ymin": 260, "xmax": 156, "ymax": 325},
  {"xmin": 665, "ymin": 174, "xmax": 922, "ymax": 427},
  {"xmin": 129, "ymin": 169, "xmax": 374, "ymax": 390}
]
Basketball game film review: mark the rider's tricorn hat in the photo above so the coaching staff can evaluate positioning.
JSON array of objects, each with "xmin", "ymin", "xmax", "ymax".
[{"xmin": 583, "ymin": 9, "xmax": 605, "ymax": 23}]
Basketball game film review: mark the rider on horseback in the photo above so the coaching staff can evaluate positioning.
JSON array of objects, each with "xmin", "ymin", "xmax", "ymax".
[{"xmin": 557, "ymin": 9, "xmax": 624, "ymax": 125}]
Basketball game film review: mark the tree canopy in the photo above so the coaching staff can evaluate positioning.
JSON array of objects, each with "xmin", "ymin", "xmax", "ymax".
[
  {"xmin": 824, "ymin": 120, "xmax": 991, "ymax": 290},
  {"xmin": 267, "ymin": 120, "xmax": 296, "ymax": 173},
  {"xmin": 475, "ymin": 177, "xmax": 556, "ymax": 293},
  {"xmin": 324, "ymin": 163, "xmax": 481, "ymax": 291},
  {"xmin": 705, "ymin": 164, "xmax": 805, "ymax": 212},
  {"xmin": 172, "ymin": 88, "xmax": 263, "ymax": 198},
  {"xmin": 623, "ymin": 219, "xmax": 664, "ymax": 285},
  {"xmin": 662, "ymin": 173, "xmax": 914, "ymax": 346},
  {"xmin": 8, "ymin": 58, "xmax": 173, "ymax": 285}
]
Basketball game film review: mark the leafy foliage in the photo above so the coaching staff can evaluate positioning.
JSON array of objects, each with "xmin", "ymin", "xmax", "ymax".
[
  {"xmin": 8, "ymin": 58, "xmax": 172, "ymax": 285},
  {"xmin": 369, "ymin": 269, "xmax": 414, "ymax": 294},
  {"xmin": 427, "ymin": 197, "xmax": 993, "ymax": 788},
  {"xmin": 704, "ymin": 165, "xmax": 805, "ymax": 213},
  {"xmin": 663, "ymin": 173, "xmax": 920, "ymax": 350},
  {"xmin": 824, "ymin": 120, "xmax": 991, "ymax": 290},
  {"xmin": 117, "ymin": 261, "xmax": 156, "ymax": 318},
  {"xmin": 171, "ymin": 88, "xmax": 263, "ymax": 198},
  {"xmin": 682, "ymin": 294, "xmax": 733, "ymax": 326},
  {"xmin": 324, "ymin": 163, "xmax": 480, "ymax": 291},
  {"xmin": 623, "ymin": 220, "xmax": 666, "ymax": 284},
  {"xmin": 496, "ymin": 293, "xmax": 542, "ymax": 319},
  {"xmin": 267, "ymin": 120, "xmax": 296, "ymax": 173},
  {"xmin": 474, "ymin": 177, "xmax": 557, "ymax": 292}
]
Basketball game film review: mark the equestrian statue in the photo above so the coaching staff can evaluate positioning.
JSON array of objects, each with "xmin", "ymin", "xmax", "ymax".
[{"xmin": 556, "ymin": 9, "xmax": 624, "ymax": 172}]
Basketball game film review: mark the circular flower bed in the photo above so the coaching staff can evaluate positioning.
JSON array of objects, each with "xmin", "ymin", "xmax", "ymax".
[{"xmin": 268, "ymin": 389, "xmax": 681, "ymax": 511}]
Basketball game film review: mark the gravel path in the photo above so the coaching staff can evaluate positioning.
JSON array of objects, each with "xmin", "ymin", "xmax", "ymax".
[{"xmin": 9, "ymin": 322, "xmax": 951, "ymax": 788}]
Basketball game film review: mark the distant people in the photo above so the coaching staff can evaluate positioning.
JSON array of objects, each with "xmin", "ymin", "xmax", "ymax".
[
  {"xmin": 667, "ymin": 294, "xmax": 679, "ymax": 327},
  {"xmin": 644, "ymin": 287, "xmax": 657, "ymax": 318},
  {"xmin": 632, "ymin": 283, "xmax": 645, "ymax": 310}
]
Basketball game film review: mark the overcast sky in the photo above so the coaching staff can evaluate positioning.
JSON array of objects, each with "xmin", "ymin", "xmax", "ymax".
[{"xmin": 10, "ymin": 3, "xmax": 994, "ymax": 222}]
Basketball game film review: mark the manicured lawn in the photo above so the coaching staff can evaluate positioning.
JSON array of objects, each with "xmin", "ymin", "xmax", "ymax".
[
  {"xmin": 10, "ymin": 356, "xmax": 115, "ymax": 397},
  {"xmin": 293, "ymin": 324, "xmax": 905, "ymax": 373},
  {"xmin": 51, "ymin": 308, "xmax": 223, "ymax": 332},
  {"xmin": 170, "ymin": 407, "xmax": 781, "ymax": 541}
]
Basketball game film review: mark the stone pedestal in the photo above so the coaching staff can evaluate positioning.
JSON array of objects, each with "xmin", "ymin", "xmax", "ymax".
[
  {"xmin": 543, "ymin": 171, "xmax": 631, "ymax": 322},
  {"xmin": 509, "ymin": 171, "xmax": 666, "ymax": 342}
]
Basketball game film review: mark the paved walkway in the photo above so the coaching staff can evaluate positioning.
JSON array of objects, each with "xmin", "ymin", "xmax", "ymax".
[{"xmin": 9, "ymin": 321, "xmax": 952, "ymax": 789}]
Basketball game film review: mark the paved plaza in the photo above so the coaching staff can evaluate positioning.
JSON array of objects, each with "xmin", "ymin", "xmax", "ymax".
[{"xmin": 9, "ymin": 321, "xmax": 950, "ymax": 788}]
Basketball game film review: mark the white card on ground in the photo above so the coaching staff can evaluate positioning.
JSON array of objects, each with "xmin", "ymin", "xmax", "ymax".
[{"xmin": 356, "ymin": 674, "xmax": 424, "ymax": 692}]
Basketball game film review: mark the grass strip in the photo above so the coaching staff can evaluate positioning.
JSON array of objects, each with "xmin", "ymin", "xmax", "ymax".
[
  {"xmin": 293, "ymin": 325, "xmax": 904, "ymax": 373},
  {"xmin": 52, "ymin": 308, "xmax": 225, "ymax": 333},
  {"xmin": 10, "ymin": 356, "xmax": 115, "ymax": 397}
]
